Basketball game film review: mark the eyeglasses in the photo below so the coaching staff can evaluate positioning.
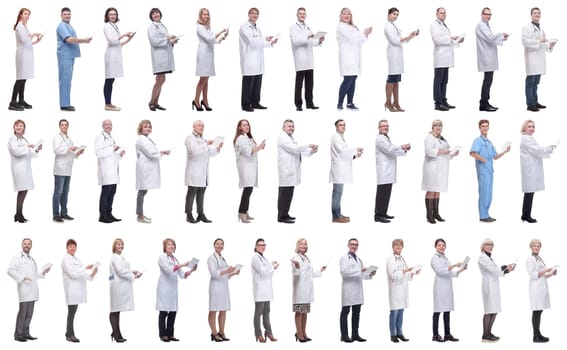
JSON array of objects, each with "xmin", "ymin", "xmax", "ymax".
[
  {"xmin": 349, "ymin": 243, "xmax": 359, "ymax": 247},
  {"xmin": 482, "ymin": 13, "xmax": 492, "ymax": 16},
  {"xmin": 257, "ymin": 244, "xmax": 266, "ymax": 247}
]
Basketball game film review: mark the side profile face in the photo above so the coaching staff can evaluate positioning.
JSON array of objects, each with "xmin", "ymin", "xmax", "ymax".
[{"xmin": 21, "ymin": 10, "xmax": 31, "ymax": 22}]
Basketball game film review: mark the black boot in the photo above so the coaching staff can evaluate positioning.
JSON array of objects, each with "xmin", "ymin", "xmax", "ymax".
[
  {"xmin": 521, "ymin": 193, "xmax": 537, "ymax": 223},
  {"xmin": 426, "ymin": 199, "xmax": 436, "ymax": 224},
  {"xmin": 433, "ymin": 198, "xmax": 445, "ymax": 222}
]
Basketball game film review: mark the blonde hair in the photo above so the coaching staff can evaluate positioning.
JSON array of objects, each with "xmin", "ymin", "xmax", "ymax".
[
  {"xmin": 480, "ymin": 238, "xmax": 494, "ymax": 252},
  {"xmin": 521, "ymin": 120, "xmax": 534, "ymax": 134},
  {"xmin": 197, "ymin": 8, "xmax": 210, "ymax": 27},
  {"xmin": 137, "ymin": 120, "xmax": 152, "ymax": 135},
  {"xmin": 339, "ymin": 8, "xmax": 354, "ymax": 25},
  {"xmin": 112, "ymin": 239, "xmax": 124, "ymax": 253},
  {"xmin": 392, "ymin": 239, "xmax": 404, "ymax": 247},
  {"xmin": 295, "ymin": 238, "xmax": 308, "ymax": 253},
  {"xmin": 529, "ymin": 238, "xmax": 542, "ymax": 248},
  {"xmin": 163, "ymin": 238, "xmax": 176, "ymax": 253}
]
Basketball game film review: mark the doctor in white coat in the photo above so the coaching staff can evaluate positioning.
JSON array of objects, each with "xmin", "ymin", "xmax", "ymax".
[
  {"xmin": 135, "ymin": 120, "xmax": 170, "ymax": 224},
  {"xmin": 61, "ymin": 239, "xmax": 97, "ymax": 343},
  {"xmin": 291, "ymin": 238, "xmax": 326, "ymax": 342},
  {"xmin": 475, "ymin": 8, "xmax": 508, "ymax": 111},
  {"xmin": 374, "ymin": 120, "xmax": 410, "ymax": 223},
  {"xmin": 8, "ymin": 119, "xmax": 41, "ymax": 223},
  {"xmin": 522, "ymin": 7, "xmax": 556, "ymax": 111},
  {"xmin": 277, "ymin": 119, "xmax": 318, "ymax": 223},
  {"xmin": 95, "ymin": 119, "xmax": 124, "ymax": 223},
  {"xmin": 431, "ymin": 238, "xmax": 465, "ymax": 342},
  {"xmin": 109, "ymin": 238, "xmax": 141, "ymax": 342},
  {"xmin": 251, "ymin": 239, "xmax": 279, "ymax": 342},
  {"xmin": 184, "ymin": 120, "xmax": 221, "ymax": 223},
  {"xmin": 526, "ymin": 239, "xmax": 556, "ymax": 343},
  {"xmin": 336, "ymin": 7, "xmax": 372, "ymax": 110},
  {"xmin": 339, "ymin": 238, "xmax": 374, "ymax": 343},
  {"xmin": 478, "ymin": 238, "xmax": 516, "ymax": 342},
  {"xmin": 329, "ymin": 119, "xmax": 362, "ymax": 223},
  {"xmin": 8, "ymin": 238, "xmax": 50, "ymax": 342},
  {"xmin": 520, "ymin": 120, "xmax": 555, "ymax": 223},
  {"xmin": 156, "ymin": 238, "xmax": 196, "ymax": 342}
]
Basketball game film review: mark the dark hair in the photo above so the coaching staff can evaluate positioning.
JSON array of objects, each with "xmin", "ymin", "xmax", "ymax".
[
  {"xmin": 66, "ymin": 239, "xmax": 77, "ymax": 247},
  {"xmin": 434, "ymin": 238, "xmax": 446, "ymax": 247},
  {"xmin": 213, "ymin": 238, "xmax": 224, "ymax": 245},
  {"xmin": 61, "ymin": 7, "xmax": 71, "ymax": 14},
  {"xmin": 233, "ymin": 119, "xmax": 255, "ymax": 145},
  {"xmin": 14, "ymin": 8, "xmax": 30, "ymax": 31},
  {"xmin": 104, "ymin": 7, "xmax": 119, "ymax": 23},
  {"xmin": 59, "ymin": 119, "xmax": 69, "ymax": 126},
  {"xmin": 248, "ymin": 7, "xmax": 259, "ymax": 15},
  {"xmin": 348, "ymin": 238, "xmax": 358, "ymax": 245},
  {"xmin": 297, "ymin": 7, "xmax": 306, "ymax": 13},
  {"xmin": 149, "ymin": 8, "xmax": 162, "ymax": 21},
  {"xmin": 334, "ymin": 119, "xmax": 345, "ymax": 127},
  {"xmin": 531, "ymin": 7, "xmax": 540, "ymax": 15},
  {"xmin": 388, "ymin": 7, "xmax": 399, "ymax": 15},
  {"xmin": 478, "ymin": 119, "xmax": 490, "ymax": 127},
  {"xmin": 254, "ymin": 238, "xmax": 265, "ymax": 252}
]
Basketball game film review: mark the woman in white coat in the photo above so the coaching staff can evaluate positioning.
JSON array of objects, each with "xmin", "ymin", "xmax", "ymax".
[
  {"xmin": 156, "ymin": 238, "xmax": 196, "ymax": 342},
  {"xmin": 109, "ymin": 238, "xmax": 142, "ymax": 342},
  {"xmin": 526, "ymin": 239, "xmax": 556, "ymax": 343},
  {"xmin": 520, "ymin": 120, "xmax": 555, "ymax": 223},
  {"xmin": 291, "ymin": 238, "xmax": 326, "ymax": 342},
  {"xmin": 251, "ymin": 239, "xmax": 279, "ymax": 342},
  {"xmin": 383, "ymin": 8, "xmax": 417, "ymax": 112},
  {"xmin": 478, "ymin": 238, "xmax": 516, "ymax": 342},
  {"xmin": 61, "ymin": 239, "xmax": 97, "ymax": 343},
  {"xmin": 8, "ymin": 119, "xmax": 42, "ymax": 223},
  {"xmin": 135, "ymin": 120, "xmax": 170, "ymax": 223},
  {"xmin": 386, "ymin": 239, "xmax": 416, "ymax": 343},
  {"xmin": 234, "ymin": 119, "xmax": 265, "ymax": 223},
  {"xmin": 9, "ymin": 8, "xmax": 42, "ymax": 111},
  {"xmin": 194, "ymin": 8, "xmax": 227, "ymax": 111},
  {"xmin": 208, "ymin": 238, "xmax": 239, "ymax": 342},
  {"xmin": 431, "ymin": 238, "xmax": 466, "ymax": 342},
  {"xmin": 336, "ymin": 8, "xmax": 372, "ymax": 110},
  {"xmin": 147, "ymin": 8, "xmax": 177, "ymax": 111},
  {"xmin": 422, "ymin": 119, "xmax": 457, "ymax": 224},
  {"xmin": 103, "ymin": 7, "xmax": 134, "ymax": 111}
]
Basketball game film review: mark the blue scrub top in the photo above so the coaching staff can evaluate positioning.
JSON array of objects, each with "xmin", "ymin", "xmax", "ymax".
[
  {"xmin": 470, "ymin": 135, "xmax": 496, "ymax": 175},
  {"xmin": 56, "ymin": 21, "xmax": 81, "ymax": 59}
]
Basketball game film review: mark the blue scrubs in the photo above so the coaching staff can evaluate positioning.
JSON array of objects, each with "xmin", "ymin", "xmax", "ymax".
[
  {"xmin": 56, "ymin": 22, "xmax": 81, "ymax": 108},
  {"xmin": 470, "ymin": 136, "xmax": 497, "ymax": 219}
]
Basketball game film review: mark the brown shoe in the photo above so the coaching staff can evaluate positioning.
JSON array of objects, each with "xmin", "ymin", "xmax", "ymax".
[{"xmin": 332, "ymin": 217, "xmax": 349, "ymax": 223}]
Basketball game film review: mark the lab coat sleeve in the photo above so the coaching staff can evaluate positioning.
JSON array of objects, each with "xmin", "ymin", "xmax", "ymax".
[
  {"xmin": 340, "ymin": 255, "xmax": 361, "ymax": 278},
  {"xmin": 384, "ymin": 24, "xmax": 401, "ymax": 47},
  {"xmin": 111, "ymin": 256, "xmax": 134, "ymax": 281},
  {"xmin": 291, "ymin": 253, "xmax": 302, "ymax": 276},
  {"xmin": 430, "ymin": 22, "xmax": 451, "ymax": 46},
  {"xmin": 7, "ymin": 138, "xmax": 31, "ymax": 157},
  {"xmin": 61, "ymin": 256, "xmax": 91, "ymax": 281},
  {"xmin": 376, "ymin": 136, "xmax": 406, "ymax": 157},
  {"xmin": 331, "ymin": 134, "xmax": 357, "ymax": 160},
  {"xmin": 431, "ymin": 256, "xmax": 457, "ymax": 278},
  {"xmin": 522, "ymin": 136, "xmax": 553, "ymax": 159},
  {"xmin": 53, "ymin": 135, "xmax": 69, "ymax": 156},
  {"xmin": 478, "ymin": 254, "xmax": 504, "ymax": 278},
  {"xmin": 208, "ymin": 255, "xmax": 222, "ymax": 280},
  {"xmin": 424, "ymin": 135, "xmax": 439, "ymax": 158},
  {"xmin": 158, "ymin": 255, "xmax": 176, "ymax": 275},
  {"xmin": 386, "ymin": 257, "xmax": 404, "ymax": 284},
  {"xmin": 197, "ymin": 25, "xmax": 219, "ymax": 45},
  {"xmin": 95, "ymin": 134, "xmax": 116, "ymax": 158},
  {"xmin": 239, "ymin": 24, "xmax": 272, "ymax": 49},
  {"xmin": 526, "ymin": 256, "xmax": 540, "ymax": 281},
  {"xmin": 137, "ymin": 137, "xmax": 161, "ymax": 159},
  {"xmin": 251, "ymin": 255, "xmax": 273, "ymax": 276},
  {"xmin": 279, "ymin": 137, "xmax": 310, "ymax": 156},
  {"xmin": 235, "ymin": 136, "xmax": 254, "ymax": 157},
  {"xmin": 336, "ymin": 23, "xmax": 366, "ymax": 44},
  {"xmin": 7, "ymin": 255, "xmax": 25, "ymax": 284},
  {"xmin": 476, "ymin": 22, "xmax": 503, "ymax": 45},
  {"xmin": 104, "ymin": 24, "xmax": 120, "ymax": 46},
  {"xmin": 148, "ymin": 24, "xmax": 169, "ymax": 47}
]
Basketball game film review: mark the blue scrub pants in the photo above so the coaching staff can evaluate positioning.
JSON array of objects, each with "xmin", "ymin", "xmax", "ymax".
[
  {"xmin": 477, "ymin": 172, "xmax": 493, "ymax": 219},
  {"xmin": 58, "ymin": 57, "xmax": 75, "ymax": 107}
]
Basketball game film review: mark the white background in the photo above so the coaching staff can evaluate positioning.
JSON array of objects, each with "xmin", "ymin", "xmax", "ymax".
[{"xmin": 1, "ymin": 0, "xmax": 565, "ymax": 349}]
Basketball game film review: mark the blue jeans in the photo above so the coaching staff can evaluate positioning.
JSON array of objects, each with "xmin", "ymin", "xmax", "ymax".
[
  {"xmin": 331, "ymin": 183, "xmax": 344, "ymax": 219},
  {"xmin": 525, "ymin": 75, "xmax": 541, "ymax": 106},
  {"xmin": 338, "ymin": 75, "xmax": 357, "ymax": 106},
  {"xmin": 58, "ymin": 57, "xmax": 75, "ymax": 107},
  {"xmin": 389, "ymin": 309, "xmax": 404, "ymax": 336},
  {"xmin": 53, "ymin": 175, "xmax": 71, "ymax": 217}
]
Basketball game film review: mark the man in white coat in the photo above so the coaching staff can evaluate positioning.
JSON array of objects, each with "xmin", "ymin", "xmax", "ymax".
[
  {"xmin": 277, "ymin": 119, "xmax": 318, "ymax": 223},
  {"xmin": 290, "ymin": 7, "xmax": 324, "ymax": 111},
  {"xmin": 522, "ymin": 7, "xmax": 556, "ymax": 112},
  {"xmin": 239, "ymin": 7, "xmax": 277, "ymax": 112},
  {"xmin": 430, "ymin": 7, "xmax": 463, "ymax": 111},
  {"xmin": 330, "ymin": 119, "xmax": 362, "ymax": 223},
  {"xmin": 339, "ymin": 238, "xmax": 374, "ymax": 342},
  {"xmin": 374, "ymin": 120, "xmax": 410, "ymax": 223},
  {"xmin": 7, "ymin": 238, "xmax": 51, "ymax": 342},
  {"xmin": 475, "ymin": 8, "xmax": 508, "ymax": 112},
  {"xmin": 52, "ymin": 119, "xmax": 84, "ymax": 222},
  {"xmin": 61, "ymin": 239, "xmax": 97, "ymax": 342},
  {"xmin": 95, "ymin": 119, "xmax": 124, "ymax": 223},
  {"xmin": 185, "ymin": 120, "xmax": 221, "ymax": 223}
]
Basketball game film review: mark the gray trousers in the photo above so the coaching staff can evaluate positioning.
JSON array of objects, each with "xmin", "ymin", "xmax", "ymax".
[
  {"xmin": 136, "ymin": 190, "xmax": 148, "ymax": 215},
  {"xmin": 253, "ymin": 301, "xmax": 272, "ymax": 336},
  {"xmin": 15, "ymin": 301, "xmax": 35, "ymax": 338}
]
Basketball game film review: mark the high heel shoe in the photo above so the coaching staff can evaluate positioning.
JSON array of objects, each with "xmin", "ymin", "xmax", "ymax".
[
  {"xmin": 201, "ymin": 100, "xmax": 213, "ymax": 111},
  {"xmin": 110, "ymin": 333, "xmax": 126, "ymax": 343},
  {"xmin": 210, "ymin": 333, "xmax": 223, "ymax": 342},
  {"xmin": 238, "ymin": 213, "xmax": 250, "ymax": 223},
  {"xmin": 14, "ymin": 213, "xmax": 25, "ymax": 223},
  {"xmin": 256, "ymin": 335, "xmax": 266, "ymax": 343},
  {"xmin": 392, "ymin": 103, "xmax": 405, "ymax": 112},
  {"xmin": 218, "ymin": 333, "xmax": 230, "ymax": 341},
  {"xmin": 295, "ymin": 333, "xmax": 308, "ymax": 343},
  {"xmin": 148, "ymin": 103, "xmax": 156, "ymax": 111},
  {"xmin": 265, "ymin": 333, "xmax": 278, "ymax": 342},
  {"xmin": 192, "ymin": 100, "xmax": 204, "ymax": 112},
  {"xmin": 384, "ymin": 102, "xmax": 397, "ymax": 112},
  {"xmin": 246, "ymin": 212, "xmax": 255, "ymax": 220}
]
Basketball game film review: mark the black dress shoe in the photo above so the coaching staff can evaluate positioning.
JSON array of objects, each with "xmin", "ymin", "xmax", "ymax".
[
  {"xmin": 15, "ymin": 336, "xmax": 27, "ymax": 342},
  {"xmin": 25, "ymin": 335, "xmax": 37, "ymax": 340},
  {"xmin": 60, "ymin": 106, "xmax": 76, "ymax": 111},
  {"xmin": 340, "ymin": 336, "xmax": 353, "ymax": 343},
  {"xmin": 306, "ymin": 105, "xmax": 319, "ymax": 109},
  {"xmin": 536, "ymin": 103, "xmax": 547, "ymax": 109},
  {"xmin": 19, "ymin": 101, "xmax": 33, "ymax": 109},
  {"xmin": 62, "ymin": 214, "xmax": 74, "ymax": 220},
  {"xmin": 479, "ymin": 106, "xmax": 497, "ymax": 112},
  {"xmin": 533, "ymin": 335, "xmax": 549, "ymax": 342},
  {"xmin": 66, "ymin": 335, "xmax": 80, "ymax": 342},
  {"xmin": 196, "ymin": 214, "xmax": 212, "ymax": 223},
  {"xmin": 242, "ymin": 106, "xmax": 254, "ymax": 112},
  {"xmin": 155, "ymin": 104, "xmax": 166, "ymax": 111},
  {"xmin": 391, "ymin": 336, "xmax": 399, "ymax": 343},
  {"xmin": 527, "ymin": 105, "xmax": 539, "ymax": 112},
  {"xmin": 479, "ymin": 217, "xmax": 495, "ymax": 223},
  {"xmin": 98, "ymin": 217, "xmax": 113, "ymax": 223},
  {"xmin": 488, "ymin": 104, "xmax": 499, "ymax": 110},
  {"xmin": 169, "ymin": 337, "xmax": 180, "ymax": 341},
  {"xmin": 435, "ymin": 104, "xmax": 449, "ymax": 111},
  {"xmin": 53, "ymin": 216, "xmax": 64, "ymax": 222},
  {"xmin": 286, "ymin": 215, "xmax": 296, "ymax": 220},
  {"xmin": 374, "ymin": 216, "xmax": 391, "ymax": 223},
  {"xmin": 186, "ymin": 215, "xmax": 197, "ymax": 223},
  {"xmin": 444, "ymin": 334, "xmax": 458, "ymax": 342},
  {"xmin": 346, "ymin": 103, "xmax": 359, "ymax": 110},
  {"xmin": 160, "ymin": 336, "xmax": 170, "ymax": 342},
  {"xmin": 278, "ymin": 218, "xmax": 295, "ymax": 224},
  {"xmin": 432, "ymin": 335, "xmax": 445, "ymax": 342},
  {"xmin": 253, "ymin": 104, "xmax": 267, "ymax": 109},
  {"xmin": 521, "ymin": 216, "xmax": 537, "ymax": 223},
  {"xmin": 397, "ymin": 335, "xmax": 409, "ymax": 342},
  {"xmin": 296, "ymin": 106, "xmax": 303, "ymax": 111},
  {"xmin": 9, "ymin": 102, "xmax": 24, "ymax": 111},
  {"xmin": 443, "ymin": 103, "xmax": 455, "ymax": 109},
  {"xmin": 352, "ymin": 335, "xmax": 366, "ymax": 342},
  {"xmin": 109, "ymin": 215, "xmax": 122, "ymax": 222}
]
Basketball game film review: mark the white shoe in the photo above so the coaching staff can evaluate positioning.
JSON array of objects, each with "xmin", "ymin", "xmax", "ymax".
[
  {"xmin": 105, "ymin": 104, "xmax": 121, "ymax": 111},
  {"xmin": 137, "ymin": 215, "xmax": 151, "ymax": 223}
]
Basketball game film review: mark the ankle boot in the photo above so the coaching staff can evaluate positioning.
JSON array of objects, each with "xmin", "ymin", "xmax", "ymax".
[
  {"xmin": 425, "ymin": 199, "xmax": 436, "ymax": 224},
  {"xmin": 433, "ymin": 198, "xmax": 445, "ymax": 222}
]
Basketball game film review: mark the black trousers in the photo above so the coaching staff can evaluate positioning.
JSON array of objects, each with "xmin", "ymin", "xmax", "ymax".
[
  {"xmin": 66, "ymin": 305, "xmax": 78, "ymax": 337},
  {"xmin": 239, "ymin": 187, "xmax": 253, "ymax": 214},
  {"xmin": 375, "ymin": 184, "xmax": 393, "ymax": 218},
  {"xmin": 277, "ymin": 186, "xmax": 294, "ymax": 220},
  {"xmin": 480, "ymin": 71, "xmax": 494, "ymax": 106},
  {"xmin": 158, "ymin": 311, "xmax": 177, "ymax": 338},
  {"xmin": 185, "ymin": 186, "xmax": 206, "ymax": 216},
  {"xmin": 433, "ymin": 68, "xmax": 449, "ymax": 106},
  {"xmin": 294, "ymin": 69, "xmax": 314, "ymax": 107},
  {"xmin": 241, "ymin": 74, "xmax": 263, "ymax": 108},
  {"xmin": 432, "ymin": 311, "xmax": 451, "ymax": 336},
  {"xmin": 340, "ymin": 304, "xmax": 361, "ymax": 338},
  {"xmin": 99, "ymin": 184, "xmax": 117, "ymax": 219}
]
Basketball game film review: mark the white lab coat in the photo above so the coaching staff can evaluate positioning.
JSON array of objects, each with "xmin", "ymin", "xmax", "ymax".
[
  {"xmin": 526, "ymin": 255, "xmax": 550, "ymax": 310},
  {"xmin": 291, "ymin": 253, "xmax": 321, "ymax": 304},
  {"xmin": 239, "ymin": 21, "xmax": 271, "ymax": 76},
  {"xmin": 337, "ymin": 22, "xmax": 366, "ymax": 76},
  {"xmin": 61, "ymin": 253, "xmax": 92, "ymax": 305},
  {"xmin": 375, "ymin": 134, "xmax": 406, "ymax": 185},
  {"xmin": 522, "ymin": 23, "xmax": 552, "ymax": 76},
  {"xmin": 430, "ymin": 19, "xmax": 455, "ymax": 68},
  {"xmin": 148, "ymin": 21, "xmax": 175, "ymax": 74},
  {"xmin": 15, "ymin": 22, "xmax": 34, "ymax": 79},
  {"xmin": 386, "ymin": 254, "xmax": 410, "ymax": 310},
  {"xmin": 184, "ymin": 133, "xmax": 219, "ymax": 187},
  {"xmin": 277, "ymin": 131, "xmax": 311, "ymax": 187},
  {"xmin": 329, "ymin": 133, "xmax": 356, "ymax": 184},
  {"xmin": 421, "ymin": 133, "xmax": 450, "ymax": 192},
  {"xmin": 95, "ymin": 131, "xmax": 121, "ymax": 186},
  {"xmin": 290, "ymin": 21, "xmax": 320, "ymax": 71},
  {"xmin": 251, "ymin": 252, "xmax": 274, "ymax": 302},
  {"xmin": 235, "ymin": 135, "xmax": 258, "ymax": 188},
  {"xmin": 53, "ymin": 133, "xmax": 75, "ymax": 176},
  {"xmin": 384, "ymin": 21, "xmax": 404, "ymax": 74},
  {"xmin": 431, "ymin": 252, "xmax": 458, "ymax": 312},
  {"xmin": 156, "ymin": 254, "xmax": 185, "ymax": 311},
  {"xmin": 7, "ymin": 252, "xmax": 44, "ymax": 302},
  {"xmin": 135, "ymin": 135, "xmax": 161, "ymax": 190},
  {"xmin": 196, "ymin": 24, "xmax": 219, "ymax": 76},
  {"xmin": 104, "ymin": 22, "xmax": 124, "ymax": 79},
  {"xmin": 520, "ymin": 134, "xmax": 553, "ymax": 193},
  {"xmin": 478, "ymin": 252, "xmax": 504, "ymax": 314},
  {"xmin": 8, "ymin": 135, "xmax": 36, "ymax": 191},
  {"xmin": 475, "ymin": 20, "xmax": 503, "ymax": 72},
  {"xmin": 340, "ymin": 253, "xmax": 371, "ymax": 306},
  {"xmin": 109, "ymin": 253, "xmax": 135, "ymax": 312},
  {"xmin": 207, "ymin": 253, "xmax": 231, "ymax": 311}
]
